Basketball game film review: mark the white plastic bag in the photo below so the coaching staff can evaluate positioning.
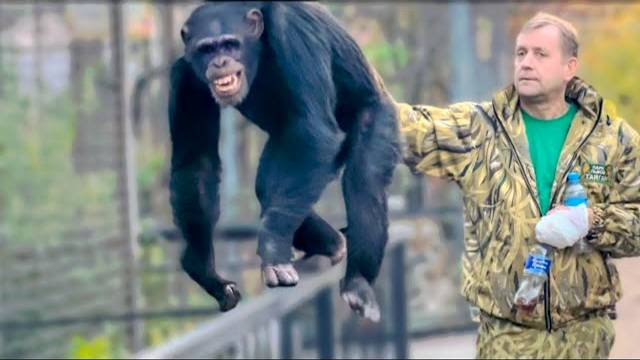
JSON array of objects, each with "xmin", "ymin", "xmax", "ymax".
[{"xmin": 535, "ymin": 204, "xmax": 589, "ymax": 249}]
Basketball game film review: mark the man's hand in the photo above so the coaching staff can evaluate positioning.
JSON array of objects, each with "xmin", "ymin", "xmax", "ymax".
[{"xmin": 535, "ymin": 204, "xmax": 591, "ymax": 249}]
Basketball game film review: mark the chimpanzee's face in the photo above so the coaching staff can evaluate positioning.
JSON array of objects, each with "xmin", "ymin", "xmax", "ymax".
[{"xmin": 181, "ymin": 3, "xmax": 264, "ymax": 107}]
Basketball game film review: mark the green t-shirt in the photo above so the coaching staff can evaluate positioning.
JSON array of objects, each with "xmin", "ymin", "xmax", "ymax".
[{"xmin": 521, "ymin": 102, "xmax": 578, "ymax": 215}]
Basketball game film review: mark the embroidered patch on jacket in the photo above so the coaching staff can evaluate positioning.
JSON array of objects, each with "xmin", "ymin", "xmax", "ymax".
[{"xmin": 581, "ymin": 162, "xmax": 613, "ymax": 184}]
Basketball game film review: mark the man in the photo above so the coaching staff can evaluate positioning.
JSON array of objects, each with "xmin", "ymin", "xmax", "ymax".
[{"xmin": 396, "ymin": 12, "xmax": 640, "ymax": 359}]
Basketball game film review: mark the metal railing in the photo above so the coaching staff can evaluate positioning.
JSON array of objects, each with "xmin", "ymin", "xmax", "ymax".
[{"xmin": 135, "ymin": 223, "xmax": 415, "ymax": 359}]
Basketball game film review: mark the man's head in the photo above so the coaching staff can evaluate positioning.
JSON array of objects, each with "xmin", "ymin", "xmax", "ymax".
[{"xmin": 514, "ymin": 12, "xmax": 579, "ymax": 102}]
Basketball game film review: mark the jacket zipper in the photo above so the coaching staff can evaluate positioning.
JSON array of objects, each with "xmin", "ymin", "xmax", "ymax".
[
  {"xmin": 548, "ymin": 109, "xmax": 603, "ymax": 207},
  {"xmin": 543, "ymin": 102, "xmax": 602, "ymax": 331},
  {"xmin": 543, "ymin": 275, "xmax": 552, "ymax": 332},
  {"xmin": 492, "ymin": 103, "xmax": 549, "ymax": 330},
  {"xmin": 492, "ymin": 101, "xmax": 602, "ymax": 332}
]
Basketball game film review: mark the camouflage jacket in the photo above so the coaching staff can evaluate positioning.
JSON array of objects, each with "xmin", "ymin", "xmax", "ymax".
[{"xmin": 396, "ymin": 77, "xmax": 640, "ymax": 330}]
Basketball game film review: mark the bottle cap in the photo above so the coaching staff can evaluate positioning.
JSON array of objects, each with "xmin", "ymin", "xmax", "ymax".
[{"xmin": 567, "ymin": 171, "xmax": 581, "ymax": 183}]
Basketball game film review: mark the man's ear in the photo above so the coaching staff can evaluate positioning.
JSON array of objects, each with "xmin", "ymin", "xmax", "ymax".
[{"xmin": 565, "ymin": 56, "xmax": 578, "ymax": 81}]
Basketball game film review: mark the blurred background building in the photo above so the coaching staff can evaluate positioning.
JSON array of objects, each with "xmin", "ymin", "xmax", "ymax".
[{"xmin": 0, "ymin": 1, "xmax": 638, "ymax": 358}]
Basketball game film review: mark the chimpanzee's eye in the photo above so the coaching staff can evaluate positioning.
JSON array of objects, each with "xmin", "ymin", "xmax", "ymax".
[
  {"xmin": 220, "ymin": 39, "xmax": 241, "ymax": 52},
  {"xmin": 198, "ymin": 43, "xmax": 217, "ymax": 54}
]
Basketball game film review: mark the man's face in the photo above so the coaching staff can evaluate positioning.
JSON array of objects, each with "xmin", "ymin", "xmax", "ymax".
[{"xmin": 513, "ymin": 25, "xmax": 577, "ymax": 100}]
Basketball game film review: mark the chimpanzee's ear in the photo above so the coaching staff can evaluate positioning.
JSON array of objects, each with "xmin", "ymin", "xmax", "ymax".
[
  {"xmin": 180, "ymin": 24, "xmax": 191, "ymax": 44},
  {"xmin": 245, "ymin": 9, "xmax": 264, "ymax": 38}
]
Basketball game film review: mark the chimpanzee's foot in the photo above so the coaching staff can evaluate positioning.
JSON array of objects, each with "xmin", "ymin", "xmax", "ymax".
[
  {"xmin": 180, "ymin": 249, "xmax": 241, "ymax": 312},
  {"xmin": 217, "ymin": 282, "xmax": 242, "ymax": 311},
  {"xmin": 340, "ymin": 275, "xmax": 380, "ymax": 322},
  {"xmin": 261, "ymin": 263, "xmax": 299, "ymax": 287}
]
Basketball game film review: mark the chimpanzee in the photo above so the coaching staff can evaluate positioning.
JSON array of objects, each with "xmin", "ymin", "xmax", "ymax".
[{"xmin": 169, "ymin": 1, "xmax": 400, "ymax": 321}]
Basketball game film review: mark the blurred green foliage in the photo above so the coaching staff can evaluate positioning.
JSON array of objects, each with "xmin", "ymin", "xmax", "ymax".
[
  {"xmin": 67, "ymin": 325, "xmax": 126, "ymax": 359},
  {"xmin": 0, "ymin": 62, "xmax": 125, "ymax": 357},
  {"xmin": 580, "ymin": 5, "xmax": 640, "ymax": 130},
  {"xmin": 0, "ymin": 63, "xmax": 118, "ymax": 246},
  {"xmin": 362, "ymin": 40, "xmax": 409, "ymax": 79},
  {"xmin": 69, "ymin": 335, "xmax": 112, "ymax": 359}
]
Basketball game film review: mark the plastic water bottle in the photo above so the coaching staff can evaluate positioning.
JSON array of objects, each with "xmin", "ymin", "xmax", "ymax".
[
  {"xmin": 513, "ymin": 244, "xmax": 551, "ymax": 314},
  {"xmin": 562, "ymin": 171, "xmax": 591, "ymax": 254}
]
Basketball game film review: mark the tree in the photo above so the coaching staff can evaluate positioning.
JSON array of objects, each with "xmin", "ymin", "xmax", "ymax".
[{"xmin": 579, "ymin": 4, "xmax": 640, "ymax": 130}]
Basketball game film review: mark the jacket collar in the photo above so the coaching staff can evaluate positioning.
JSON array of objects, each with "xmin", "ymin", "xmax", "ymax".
[
  {"xmin": 490, "ymin": 77, "xmax": 604, "ymax": 215},
  {"xmin": 493, "ymin": 76, "xmax": 602, "ymax": 125}
]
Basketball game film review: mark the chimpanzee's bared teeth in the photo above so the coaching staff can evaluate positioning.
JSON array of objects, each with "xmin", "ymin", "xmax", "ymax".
[
  {"xmin": 214, "ymin": 75, "xmax": 233, "ymax": 86},
  {"xmin": 214, "ymin": 74, "xmax": 240, "ymax": 94}
]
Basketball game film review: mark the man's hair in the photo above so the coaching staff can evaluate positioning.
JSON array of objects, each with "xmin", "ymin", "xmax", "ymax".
[{"xmin": 520, "ymin": 12, "xmax": 579, "ymax": 58}]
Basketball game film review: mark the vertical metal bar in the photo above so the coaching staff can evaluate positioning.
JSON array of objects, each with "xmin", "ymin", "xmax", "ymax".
[
  {"xmin": 407, "ymin": 174, "xmax": 425, "ymax": 215},
  {"xmin": 220, "ymin": 108, "xmax": 243, "ymax": 288},
  {"xmin": 26, "ymin": 2, "xmax": 42, "ymax": 128},
  {"xmin": 280, "ymin": 312, "xmax": 294, "ymax": 359},
  {"xmin": 315, "ymin": 287, "xmax": 335, "ymax": 359},
  {"xmin": 232, "ymin": 338, "xmax": 243, "ymax": 359},
  {"xmin": 158, "ymin": 2, "xmax": 189, "ymax": 308},
  {"xmin": 33, "ymin": 3, "xmax": 43, "ymax": 95},
  {"xmin": 160, "ymin": 0, "xmax": 176, "ymax": 61},
  {"xmin": 446, "ymin": 0, "xmax": 472, "ymax": 264},
  {"xmin": 0, "ymin": 5, "xmax": 4, "ymax": 354},
  {"xmin": 0, "ymin": 2, "xmax": 6, "ymax": 97},
  {"xmin": 448, "ymin": 2, "xmax": 476, "ymax": 102},
  {"xmin": 159, "ymin": 0, "xmax": 174, "ymax": 142},
  {"xmin": 391, "ymin": 243, "xmax": 408, "ymax": 359},
  {"xmin": 110, "ymin": 1, "xmax": 143, "ymax": 352},
  {"xmin": 269, "ymin": 319, "xmax": 280, "ymax": 358},
  {"xmin": 256, "ymin": 325, "xmax": 265, "ymax": 358},
  {"xmin": 221, "ymin": 108, "xmax": 239, "ymax": 222},
  {"xmin": 0, "ymin": 238, "xmax": 4, "ymax": 358}
]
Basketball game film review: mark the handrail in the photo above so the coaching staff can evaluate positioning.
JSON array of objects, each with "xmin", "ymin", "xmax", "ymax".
[{"xmin": 135, "ymin": 222, "xmax": 415, "ymax": 359}]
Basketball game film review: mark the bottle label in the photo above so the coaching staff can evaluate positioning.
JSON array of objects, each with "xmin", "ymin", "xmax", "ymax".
[
  {"xmin": 523, "ymin": 254, "xmax": 551, "ymax": 276},
  {"xmin": 565, "ymin": 196, "xmax": 588, "ymax": 206}
]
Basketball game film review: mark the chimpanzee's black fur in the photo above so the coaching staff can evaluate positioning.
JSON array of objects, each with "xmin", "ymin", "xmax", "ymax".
[{"xmin": 169, "ymin": 2, "xmax": 400, "ymax": 321}]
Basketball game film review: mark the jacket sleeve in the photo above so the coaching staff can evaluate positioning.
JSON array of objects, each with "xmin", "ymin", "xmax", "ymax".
[
  {"xmin": 589, "ymin": 120, "xmax": 640, "ymax": 258},
  {"xmin": 395, "ymin": 101, "xmax": 489, "ymax": 183}
]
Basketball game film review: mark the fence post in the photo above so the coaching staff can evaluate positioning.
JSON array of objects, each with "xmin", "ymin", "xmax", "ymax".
[
  {"xmin": 0, "ymin": 235, "xmax": 4, "ymax": 356},
  {"xmin": 280, "ymin": 312, "xmax": 294, "ymax": 359},
  {"xmin": 391, "ymin": 243, "xmax": 408, "ymax": 358},
  {"xmin": 0, "ymin": 2, "xmax": 7, "ymax": 96},
  {"xmin": 315, "ymin": 287, "xmax": 335, "ymax": 359},
  {"xmin": 110, "ymin": 1, "xmax": 143, "ymax": 352}
]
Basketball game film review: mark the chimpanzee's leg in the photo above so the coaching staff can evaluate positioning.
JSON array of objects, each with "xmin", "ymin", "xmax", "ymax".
[
  {"xmin": 339, "ymin": 101, "xmax": 400, "ymax": 322},
  {"xmin": 292, "ymin": 210, "xmax": 346, "ymax": 265},
  {"xmin": 254, "ymin": 122, "xmax": 342, "ymax": 287}
]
